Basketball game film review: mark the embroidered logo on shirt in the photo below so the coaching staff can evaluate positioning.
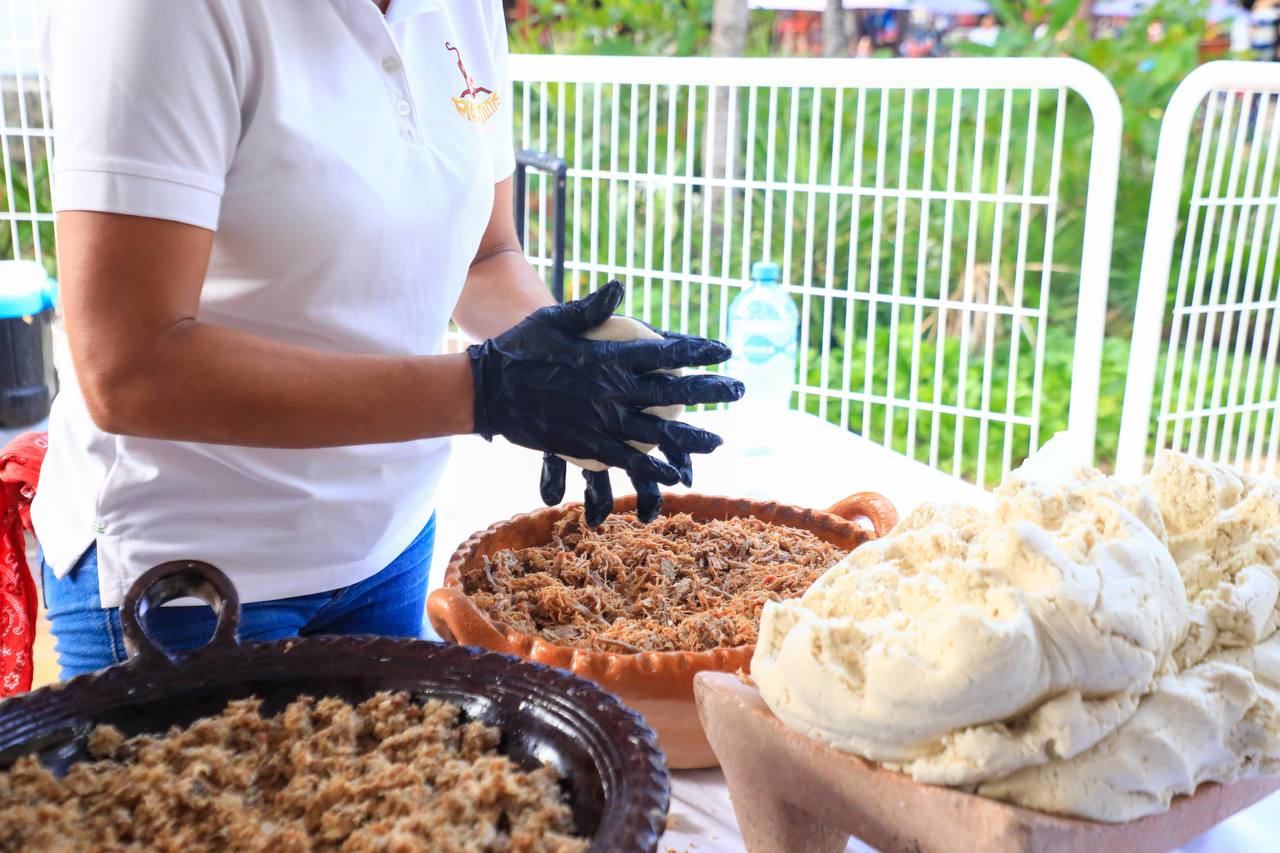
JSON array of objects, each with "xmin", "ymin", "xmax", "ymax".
[{"xmin": 445, "ymin": 42, "xmax": 500, "ymax": 124}]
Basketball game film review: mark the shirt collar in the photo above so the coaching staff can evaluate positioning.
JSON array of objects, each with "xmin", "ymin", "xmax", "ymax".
[{"xmin": 384, "ymin": 0, "xmax": 441, "ymax": 26}]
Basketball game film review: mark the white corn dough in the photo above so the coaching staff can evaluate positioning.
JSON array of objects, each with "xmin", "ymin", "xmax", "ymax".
[
  {"xmin": 752, "ymin": 448, "xmax": 1280, "ymax": 822},
  {"xmin": 753, "ymin": 470, "xmax": 1188, "ymax": 786},
  {"xmin": 978, "ymin": 640, "xmax": 1280, "ymax": 821},
  {"xmin": 559, "ymin": 316, "xmax": 683, "ymax": 473}
]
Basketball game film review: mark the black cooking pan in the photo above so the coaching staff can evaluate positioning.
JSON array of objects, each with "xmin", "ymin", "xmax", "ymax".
[{"xmin": 0, "ymin": 560, "xmax": 670, "ymax": 852}]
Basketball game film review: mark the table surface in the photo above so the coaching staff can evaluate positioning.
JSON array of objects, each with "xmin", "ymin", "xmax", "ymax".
[
  {"xmin": 16, "ymin": 324, "xmax": 1275, "ymax": 849},
  {"xmin": 429, "ymin": 408, "xmax": 1279, "ymax": 853}
]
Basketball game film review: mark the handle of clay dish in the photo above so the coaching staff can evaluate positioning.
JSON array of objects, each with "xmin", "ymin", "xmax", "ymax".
[
  {"xmin": 826, "ymin": 491, "xmax": 898, "ymax": 538},
  {"xmin": 426, "ymin": 587, "xmax": 512, "ymax": 652},
  {"xmin": 120, "ymin": 560, "xmax": 241, "ymax": 665}
]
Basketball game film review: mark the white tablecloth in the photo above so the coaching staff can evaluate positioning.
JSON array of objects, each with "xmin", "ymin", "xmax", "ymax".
[{"xmin": 428, "ymin": 409, "xmax": 1278, "ymax": 853}]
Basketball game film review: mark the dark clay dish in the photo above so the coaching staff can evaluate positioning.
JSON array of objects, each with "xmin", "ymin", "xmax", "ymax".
[{"xmin": 0, "ymin": 560, "xmax": 669, "ymax": 853}]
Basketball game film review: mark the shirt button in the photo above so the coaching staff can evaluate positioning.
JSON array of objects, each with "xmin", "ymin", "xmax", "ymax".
[
  {"xmin": 395, "ymin": 99, "xmax": 412, "ymax": 117},
  {"xmin": 381, "ymin": 56, "xmax": 401, "ymax": 74}
]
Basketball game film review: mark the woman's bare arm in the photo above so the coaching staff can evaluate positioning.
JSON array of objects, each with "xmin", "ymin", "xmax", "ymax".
[
  {"xmin": 452, "ymin": 177, "xmax": 556, "ymax": 340},
  {"xmin": 58, "ymin": 210, "xmax": 474, "ymax": 447}
]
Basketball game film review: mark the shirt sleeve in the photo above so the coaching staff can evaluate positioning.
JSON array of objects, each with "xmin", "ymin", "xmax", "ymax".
[
  {"xmin": 488, "ymin": 0, "xmax": 516, "ymax": 182},
  {"xmin": 40, "ymin": 0, "xmax": 244, "ymax": 231}
]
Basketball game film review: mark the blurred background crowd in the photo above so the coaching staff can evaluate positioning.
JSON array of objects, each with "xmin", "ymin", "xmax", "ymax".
[{"xmin": 501, "ymin": 1, "xmax": 1279, "ymax": 62}]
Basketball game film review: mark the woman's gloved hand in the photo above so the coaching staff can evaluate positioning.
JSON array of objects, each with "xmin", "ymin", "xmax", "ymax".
[
  {"xmin": 539, "ymin": 444, "xmax": 692, "ymax": 527},
  {"xmin": 469, "ymin": 280, "xmax": 743, "ymax": 524}
]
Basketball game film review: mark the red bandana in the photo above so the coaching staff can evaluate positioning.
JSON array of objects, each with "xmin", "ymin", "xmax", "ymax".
[{"xmin": 0, "ymin": 432, "xmax": 47, "ymax": 697}]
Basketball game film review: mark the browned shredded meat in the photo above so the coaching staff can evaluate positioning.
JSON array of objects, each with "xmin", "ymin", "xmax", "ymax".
[
  {"xmin": 464, "ymin": 508, "xmax": 846, "ymax": 652},
  {"xmin": 0, "ymin": 692, "xmax": 586, "ymax": 853}
]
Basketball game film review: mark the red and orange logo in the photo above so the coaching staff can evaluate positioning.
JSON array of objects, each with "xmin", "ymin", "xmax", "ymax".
[{"xmin": 445, "ymin": 42, "xmax": 500, "ymax": 124}]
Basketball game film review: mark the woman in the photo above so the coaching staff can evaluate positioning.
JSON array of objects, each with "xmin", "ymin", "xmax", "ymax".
[{"xmin": 33, "ymin": 0, "xmax": 741, "ymax": 678}]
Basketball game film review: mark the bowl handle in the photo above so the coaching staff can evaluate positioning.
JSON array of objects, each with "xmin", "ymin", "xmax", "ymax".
[
  {"xmin": 427, "ymin": 587, "xmax": 512, "ymax": 652},
  {"xmin": 825, "ymin": 491, "xmax": 898, "ymax": 538},
  {"xmin": 120, "ymin": 560, "xmax": 241, "ymax": 665}
]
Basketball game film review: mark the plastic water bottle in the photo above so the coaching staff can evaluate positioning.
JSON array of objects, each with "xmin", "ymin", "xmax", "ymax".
[{"xmin": 727, "ymin": 261, "xmax": 799, "ymax": 414}]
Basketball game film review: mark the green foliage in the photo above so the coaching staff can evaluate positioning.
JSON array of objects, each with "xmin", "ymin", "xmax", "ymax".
[
  {"xmin": 519, "ymin": 1, "xmax": 1209, "ymax": 344},
  {"xmin": 0, "ymin": 4, "xmax": 1227, "ymax": 482},
  {"xmin": 959, "ymin": 0, "xmax": 1210, "ymax": 334},
  {"xmin": 0, "ymin": 155, "xmax": 55, "ymax": 278},
  {"xmin": 516, "ymin": 74, "xmax": 1095, "ymax": 478},
  {"xmin": 511, "ymin": 1, "xmax": 776, "ymax": 57},
  {"xmin": 526, "ymin": 84, "xmax": 1071, "ymax": 308},
  {"xmin": 790, "ymin": 309, "xmax": 1134, "ymax": 484},
  {"xmin": 512, "ymin": 1, "xmax": 1226, "ymax": 476}
]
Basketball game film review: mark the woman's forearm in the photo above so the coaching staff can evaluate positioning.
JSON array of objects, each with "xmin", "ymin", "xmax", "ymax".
[
  {"xmin": 58, "ymin": 211, "xmax": 477, "ymax": 448},
  {"xmin": 452, "ymin": 178, "xmax": 557, "ymax": 341},
  {"xmin": 87, "ymin": 320, "xmax": 474, "ymax": 447},
  {"xmin": 453, "ymin": 245, "xmax": 555, "ymax": 341}
]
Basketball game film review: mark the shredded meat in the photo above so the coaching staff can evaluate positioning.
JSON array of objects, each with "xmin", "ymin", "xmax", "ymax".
[
  {"xmin": 464, "ymin": 508, "xmax": 846, "ymax": 652},
  {"xmin": 0, "ymin": 692, "xmax": 586, "ymax": 853}
]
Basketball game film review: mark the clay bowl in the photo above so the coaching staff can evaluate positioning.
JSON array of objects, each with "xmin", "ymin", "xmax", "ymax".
[
  {"xmin": 694, "ymin": 672, "xmax": 1280, "ymax": 853},
  {"xmin": 427, "ymin": 491, "xmax": 897, "ymax": 770}
]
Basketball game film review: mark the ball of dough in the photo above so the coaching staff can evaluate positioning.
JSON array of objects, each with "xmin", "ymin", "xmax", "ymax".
[{"xmin": 559, "ymin": 315, "xmax": 683, "ymax": 472}]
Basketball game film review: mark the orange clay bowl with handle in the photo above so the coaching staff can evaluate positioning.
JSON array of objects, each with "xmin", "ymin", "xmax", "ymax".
[{"xmin": 427, "ymin": 491, "xmax": 897, "ymax": 770}]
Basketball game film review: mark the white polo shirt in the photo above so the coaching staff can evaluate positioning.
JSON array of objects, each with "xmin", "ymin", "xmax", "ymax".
[{"xmin": 32, "ymin": 0, "xmax": 515, "ymax": 608}]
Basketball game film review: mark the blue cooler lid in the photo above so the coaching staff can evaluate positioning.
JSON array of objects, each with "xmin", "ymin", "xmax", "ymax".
[{"xmin": 0, "ymin": 260, "xmax": 56, "ymax": 318}]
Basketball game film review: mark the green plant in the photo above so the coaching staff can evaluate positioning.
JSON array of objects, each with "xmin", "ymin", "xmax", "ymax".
[
  {"xmin": 1, "ymin": 5, "xmax": 1225, "ymax": 482},
  {"xmin": 511, "ymin": 0, "xmax": 776, "ymax": 57},
  {"xmin": 0, "ymin": 155, "xmax": 56, "ymax": 278},
  {"xmin": 794, "ymin": 314, "xmax": 1131, "ymax": 485},
  {"xmin": 514, "ymin": 1, "xmax": 1221, "ymax": 476},
  {"xmin": 515, "ymin": 76, "xmax": 1092, "ymax": 479},
  {"xmin": 959, "ymin": 0, "xmax": 1210, "ymax": 335}
]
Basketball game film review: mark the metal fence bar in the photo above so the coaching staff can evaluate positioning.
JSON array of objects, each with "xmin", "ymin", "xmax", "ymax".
[
  {"xmin": 1187, "ymin": 91, "xmax": 1249, "ymax": 460},
  {"xmin": 1118, "ymin": 61, "xmax": 1280, "ymax": 478},
  {"xmin": 930, "ymin": 88, "xmax": 962, "ymax": 472},
  {"xmin": 512, "ymin": 149, "xmax": 567, "ymax": 302},
  {"xmin": 904, "ymin": 88, "xmax": 936, "ymax": 461},
  {"xmin": 0, "ymin": 0, "xmax": 54, "ymax": 280},
  {"xmin": 1246, "ymin": 104, "xmax": 1280, "ymax": 467},
  {"xmin": 1212, "ymin": 92, "xmax": 1271, "ymax": 463},
  {"xmin": 1003, "ymin": 89, "xmax": 1040, "ymax": 476},
  {"xmin": 884, "ymin": 88, "xmax": 912, "ymax": 451},
  {"xmin": 511, "ymin": 56, "xmax": 1120, "ymax": 485},
  {"xmin": 799, "ymin": 86, "xmax": 819, "ymax": 415},
  {"xmin": 842, "ymin": 88, "xmax": 867, "ymax": 436}
]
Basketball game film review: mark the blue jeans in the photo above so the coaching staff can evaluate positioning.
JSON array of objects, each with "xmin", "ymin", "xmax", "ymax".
[{"xmin": 41, "ymin": 514, "xmax": 436, "ymax": 680}]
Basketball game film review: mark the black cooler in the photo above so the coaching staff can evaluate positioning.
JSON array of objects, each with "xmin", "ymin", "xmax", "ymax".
[{"xmin": 0, "ymin": 260, "xmax": 57, "ymax": 427}]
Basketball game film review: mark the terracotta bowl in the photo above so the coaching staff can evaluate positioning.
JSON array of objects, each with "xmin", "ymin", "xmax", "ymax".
[{"xmin": 427, "ymin": 491, "xmax": 897, "ymax": 769}]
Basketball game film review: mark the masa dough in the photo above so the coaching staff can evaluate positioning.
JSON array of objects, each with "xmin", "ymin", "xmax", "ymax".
[
  {"xmin": 559, "ymin": 316, "xmax": 682, "ymax": 473},
  {"xmin": 978, "ymin": 639, "xmax": 1280, "ymax": 821},
  {"xmin": 752, "ymin": 449, "xmax": 1280, "ymax": 822}
]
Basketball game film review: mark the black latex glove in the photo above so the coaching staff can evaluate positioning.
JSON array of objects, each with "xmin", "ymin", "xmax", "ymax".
[
  {"xmin": 470, "ymin": 279, "xmax": 743, "ymax": 523},
  {"xmin": 539, "ymin": 444, "xmax": 693, "ymax": 525}
]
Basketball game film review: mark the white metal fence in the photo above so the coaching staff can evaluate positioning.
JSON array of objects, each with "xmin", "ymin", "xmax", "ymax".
[
  {"xmin": 1117, "ymin": 62, "xmax": 1280, "ymax": 479},
  {"xmin": 0, "ymin": 4, "xmax": 1124, "ymax": 488},
  {"xmin": 0, "ymin": 0, "xmax": 53, "ymax": 277},
  {"xmin": 512, "ymin": 56, "xmax": 1121, "ymax": 486}
]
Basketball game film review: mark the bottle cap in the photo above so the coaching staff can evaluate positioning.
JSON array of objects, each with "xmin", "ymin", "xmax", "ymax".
[{"xmin": 751, "ymin": 261, "xmax": 781, "ymax": 283}]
